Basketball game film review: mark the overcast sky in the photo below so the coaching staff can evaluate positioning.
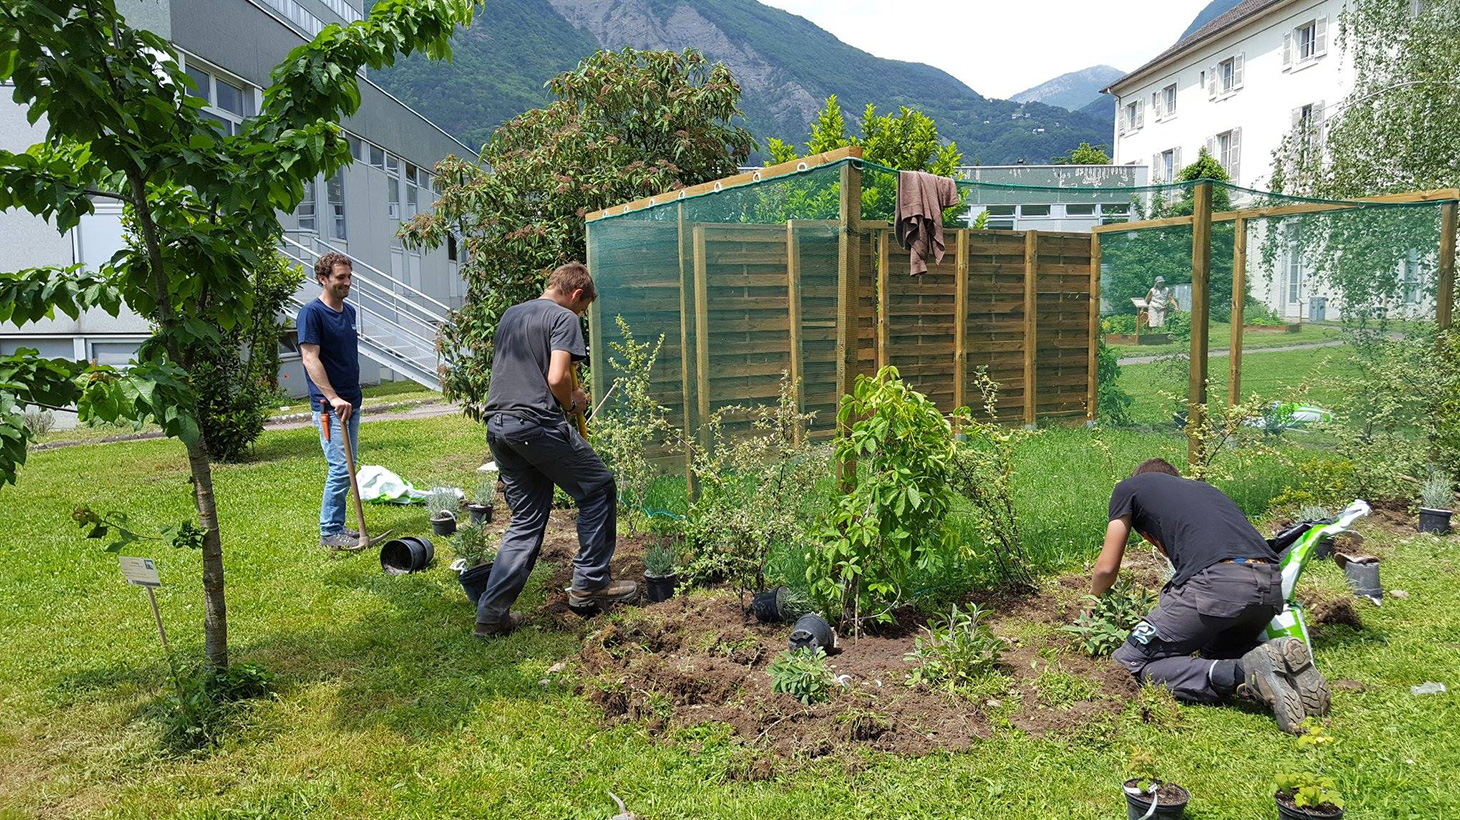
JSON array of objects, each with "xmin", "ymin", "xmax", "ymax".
[{"xmin": 758, "ymin": 0, "xmax": 1214, "ymax": 99}]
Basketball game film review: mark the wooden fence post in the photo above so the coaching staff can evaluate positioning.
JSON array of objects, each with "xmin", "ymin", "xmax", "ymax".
[
  {"xmin": 1023, "ymin": 231, "xmax": 1039, "ymax": 427},
  {"xmin": 1087, "ymin": 232, "xmax": 1101, "ymax": 422},
  {"xmin": 1229, "ymin": 217, "xmax": 1247, "ymax": 407},
  {"xmin": 1188, "ymin": 181, "xmax": 1213, "ymax": 469},
  {"xmin": 692, "ymin": 225, "xmax": 711, "ymax": 462},
  {"xmin": 953, "ymin": 229, "xmax": 969, "ymax": 413},
  {"xmin": 677, "ymin": 204, "xmax": 698, "ymax": 498},
  {"xmin": 786, "ymin": 220, "xmax": 805, "ymax": 445},
  {"xmin": 836, "ymin": 160, "xmax": 862, "ymax": 490},
  {"xmin": 1439, "ymin": 201, "xmax": 1457, "ymax": 332},
  {"xmin": 877, "ymin": 228, "xmax": 891, "ymax": 371}
]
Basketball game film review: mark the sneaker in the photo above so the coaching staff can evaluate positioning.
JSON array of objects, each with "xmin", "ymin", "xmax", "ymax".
[
  {"xmin": 568, "ymin": 579, "xmax": 640, "ymax": 610},
  {"xmin": 473, "ymin": 612, "xmax": 524, "ymax": 640},
  {"xmin": 341, "ymin": 528, "xmax": 360, "ymax": 539},
  {"xmin": 1239, "ymin": 638, "xmax": 1326, "ymax": 734},
  {"xmin": 319, "ymin": 532, "xmax": 365, "ymax": 552}
]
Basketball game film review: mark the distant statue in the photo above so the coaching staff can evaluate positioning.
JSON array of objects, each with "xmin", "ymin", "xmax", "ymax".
[{"xmin": 1144, "ymin": 276, "xmax": 1180, "ymax": 328}]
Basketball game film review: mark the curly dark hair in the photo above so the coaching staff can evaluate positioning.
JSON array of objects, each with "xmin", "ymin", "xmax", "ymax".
[{"xmin": 314, "ymin": 252, "xmax": 353, "ymax": 284}]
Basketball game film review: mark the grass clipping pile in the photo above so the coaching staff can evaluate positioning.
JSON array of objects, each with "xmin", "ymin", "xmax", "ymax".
[{"xmin": 576, "ymin": 587, "xmax": 1140, "ymax": 759}]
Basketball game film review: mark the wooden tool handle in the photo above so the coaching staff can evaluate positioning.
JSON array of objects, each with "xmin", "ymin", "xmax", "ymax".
[
  {"xmin": 336, "ymin": 407, "xmax": 370, "ymax": 545},
  {"xmin": 569, "ymin": 366, "xmax": 589, "ymax": 438}
]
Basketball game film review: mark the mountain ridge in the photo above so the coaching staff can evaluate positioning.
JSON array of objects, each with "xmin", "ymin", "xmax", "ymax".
[{"xmin": 1012, "ymin": 65, "xmax": 1125, "ymax": 112}]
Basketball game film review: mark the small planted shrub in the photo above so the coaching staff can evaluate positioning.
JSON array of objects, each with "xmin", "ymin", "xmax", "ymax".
[
  {"xmin": 471, "ymin": 475, "xmax": 497, "ymax": 508},
  {"xmin": 1421, "ymin": 469, "xmax": 1453, "ymax": 510},
  {"xmin": 452, "ymin": 523, "xmax": 495, "ymax": 568},
  {"xmin": 904, "ymin": 603, "xmax": 1005, "ymax": 689},
  {"xmin": 426, "ymin": 488, "xmax": 457, "ymax": 519},
  {"xmin": 948, "ymin": 371, "xmax": 1037, "ymax": 590},
  {"xmin": 22, "ymin": 408, "xmax": 55, "ymax": 438},
  {"xmin": 1274, "ymin": 771, "xmax": 1344, "ymax": 814},
  {"xmin": 588, "ymin": 317, "xmax": 676, "ymax": 535},
  {"xmin": 768, "ymin": 647, "xmax": 835, "ymax": 705},
  {"xmin": 1063, "ymin": 578, "xmax": 1158, "ymax": 657},
  {"xmin": 1295, "ymin": 504, "xmax": 1334, "ymax": 523},
  {"xmin": 643, "ymin": 541, "xmax": 679, "ymax": 578}
]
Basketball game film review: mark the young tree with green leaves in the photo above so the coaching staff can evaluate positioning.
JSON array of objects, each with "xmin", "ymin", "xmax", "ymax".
[
  {"xmin": 401, "ymin": 48, "xmax": 755, "ymax": 418},
  {"xmin": 1052, "ymin": 142, "xmax": 1112, "ymax": 165},
  {"xmin": 0, "ymin": 0, "xmax": 473, "ymax": 668}
]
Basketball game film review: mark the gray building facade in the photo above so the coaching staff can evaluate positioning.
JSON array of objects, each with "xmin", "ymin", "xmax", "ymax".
[{"xmin": 1, "ymin": 0, "xmax": 470, "ymax": 394}]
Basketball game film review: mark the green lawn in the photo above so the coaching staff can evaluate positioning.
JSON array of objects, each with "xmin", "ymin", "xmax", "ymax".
[
  {"xmin": 1107, "ymin": 322, "xmax": 1344, "ymax": 359},
  {"xmin": 1, "ymin": 416, "xmax": 1457, "ymax": 818}
]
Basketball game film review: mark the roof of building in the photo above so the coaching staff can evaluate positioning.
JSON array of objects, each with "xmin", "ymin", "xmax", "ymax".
[{"xmin": 1106, "ymin": 0, "xmax": 1292, "ymax": 93}]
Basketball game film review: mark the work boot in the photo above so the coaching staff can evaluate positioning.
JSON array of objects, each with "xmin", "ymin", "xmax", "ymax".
[
  {"xmin": 1238, "ymin": 638, "xmax": 1325, "ymax": 734},
  {"xmin": 320, "ymin": 532, "xmax": 365, "ymax": 552},
  {"xmin": 473, "ymin": 612, "xmax": 524, "ymax": 641},
  {"xmin": 568, "ymin": 579, "xmax": 640, "ymax": 610}
]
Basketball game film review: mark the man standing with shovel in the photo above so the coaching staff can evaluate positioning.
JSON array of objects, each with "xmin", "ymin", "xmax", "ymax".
[
  {"xmin": 472, "ymin": 262, "xmax": 638, "ymax": 640},
  {"xmin": 299, "ymin": 252, "xmax": 366, "ymax": 552}
]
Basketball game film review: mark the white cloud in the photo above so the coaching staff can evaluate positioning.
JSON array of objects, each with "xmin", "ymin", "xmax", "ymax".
[{"xmin": 757, "ymin": 0, "xmax": 1214, "ymax": 99}]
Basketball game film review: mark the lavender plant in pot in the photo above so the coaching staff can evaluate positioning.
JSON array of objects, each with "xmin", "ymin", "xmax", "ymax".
[
  {"xmin": 467, "ymin": 475, "xmax": 496, "ymax": 526},
  {"xmin": 1418, "ymin": 469, "xmax": 1453, "ymax": 535},
  {"xmin": 643, "ymin": 541, "xmax": 680, "ymax": 604},
  {"xmin": 426, "ymin": 487, "xmax": 458, "ymax": 537},
  {"xmin": 451, "ymin": 523, "xmax": 496, "ymax": 605}
]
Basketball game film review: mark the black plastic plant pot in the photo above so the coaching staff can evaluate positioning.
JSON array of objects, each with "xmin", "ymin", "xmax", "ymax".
[
  {"xmin": 752, "ymin": 587, "xmax": 786, "ymax": 623},
  {"xmin": 431, "ymin": 513, "xmax": 457, "ymax": 537},
  {"xmin": 1419, "ymin": 507, "xmax": 1452, "ymax": 535},
  {"xmin": 1343, "ymin": 558, "xmax": 1382, "ymax": 601},
  {"xmin": 459, "ymin": 561, "xmax": 494, "ymax": 605},
  {"xmin": 1123, "ymin": 780, "xmax": 1189, "ymax": 820},
  {"xmin": 1275, "ymin": 794, "xmax": 1344, "ymax": 820},
  {"xmin": 467, "ymin": 504, "xmax": 494, "ymax": 526},
  {"xmin": 788, "ymin": 613, "xmax": 836, "ymax": 653},
  {"xmin": 381, "ymin": 536, "xmax": 435, "ymax": 576},
  {"xmin": 644, "ymin": 572, "xmax": 678, "ymax": 604}
]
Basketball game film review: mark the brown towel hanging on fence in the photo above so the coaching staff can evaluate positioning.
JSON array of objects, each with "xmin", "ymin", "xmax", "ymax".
[{"xmin": 895, "ymin": 170, "xmax": 959, "ymax": 276}]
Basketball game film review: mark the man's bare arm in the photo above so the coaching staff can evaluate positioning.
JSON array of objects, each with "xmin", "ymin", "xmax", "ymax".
[{"xmin": 1091, "ymin": 515, "xmax": 1132, "ymax": 596}]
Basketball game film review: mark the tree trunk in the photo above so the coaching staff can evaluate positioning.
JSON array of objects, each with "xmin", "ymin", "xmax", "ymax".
[{"xmin": 185, "ymin": 437, "xmax": 228, "ymax": 669}]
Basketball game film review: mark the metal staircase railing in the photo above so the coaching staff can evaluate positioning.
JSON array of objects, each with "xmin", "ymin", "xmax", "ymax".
[{"xmin": 279, "ymin": 232, "xmax": 450, "ymax": 392}]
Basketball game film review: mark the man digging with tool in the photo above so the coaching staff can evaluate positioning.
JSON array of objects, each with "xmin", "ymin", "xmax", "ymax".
[
  {"xmin": 472, "ymin": 262, "xmax": 638, "ymax": 640},
  {"xmin": 299, "ymin": 252, "xmax": 365, "ymax": 552},
  {"xmin": 1093, "ymin": 458, "xmax": 1330, "ymax": 733}
]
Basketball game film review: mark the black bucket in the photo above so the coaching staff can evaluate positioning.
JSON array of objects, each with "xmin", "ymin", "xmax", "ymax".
[
  {"xmin": 752, "ymin": 587, "xmax": 785, "ymax": 623},
  {"xmin": 789, "ymin": 613, "xmax": 835, "ymax": 653},
  {"xmin": 1123, "ymin": 780, "xmax": 1189, "ymax": 820},
  {"xmin": 381, "ymin": 536, "xmax": 435, "ymax": 575},
  {"xmin": 644, "ymin": 572, "xmax": 677, "ymax": 603},
  {"xmin": 1419, "ymin": 507, "xmax": 1452, "ymax": 535},
  {"xmin": 468, "ymin": 504, "xmax": 494, "ymax": 526},
  {"xmin": 459, "ymin": 561, "xmax": 494, "ymax": 605},
  {"xmin": 1276, "ymin": 796, "xmax": 1343, "ymax": 820},
  {"xmin": 1343, "ymin": 557, "xmax": 1382, "ymax": 601},
  {"xmin": 431, "ymin": 513, "xmax": 457, "ymax": 537}
]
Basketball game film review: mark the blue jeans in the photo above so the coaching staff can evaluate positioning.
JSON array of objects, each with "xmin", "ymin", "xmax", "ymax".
[
  {"xmin": 475, "ymin": 413, "xmax": 617, "ymax": 625},
  {"xmin": 314, "ymin": 408, "xmax": 361, "ymax": 536}
]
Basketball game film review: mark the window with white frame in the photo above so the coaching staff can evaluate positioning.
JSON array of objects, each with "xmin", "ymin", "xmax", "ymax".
[
  {"xmin": 1208, "ymin": 54, "xmax": 1244, "ymax": 98},
  {"xmin": 1100, "ymin": 203, "xmax": 1130, "ymax": 225},
  {"xmin": 1065, "ymin": 204, "xmax": 1096, "ymax": 216},
  {"xmin": 297, "ymin": 178, "xmax": 316, "ymax": 231},
  {"xmin": 1292, "ymin": 101, "xmax": 1326, "ymax": 152},
  {"xmin": 1153, "ymin": 147, "xmax": 1182, "ymax": 184},
  {"xmin": 405, "ymin": 162, "xmax": 419, "ymax": 218},
  {"xmin": 1153, "ymin": 83, "xmax": 1177, "ymax": 121},
  {"xmin": 386, "ymin": 153, "xmax": 401, "ymax": 219},
  {"xmin": 183, "ymin": 62, "xmax": 256, "ymax": 137},
  {"xmin": 1402, "ymin": 253, "xmax": 1421, "ymax": 304},
  {"xmin": 983, "ymin": 205, "xmax": 1015, "ymax": 230},
  {"xmin": 1120, "ymin": 98, "xmax": 1145, "ymax": 134},
  {"xmin": 369, "ymin": 143, "xmax": 385, "ymax": 169},
  {"xmin": 259, "ymin": 0, "xmax": 324, "ymax": 36},
  {"xmin": 325, "ymin": 170, "xmax": 346, "ymax": 241},
  {"xmin": 1287, "ymin": 245, "xmax": 1303, "ymax": 304},
  {"xmin": 1283, "ymin": 17, "xmax": 1328, "ymax": 70},
  {"xmin": 1206, "ymin": 129, "xmax": 1242, "ymax": 184},
  {"xmin": 1021, "ymin": 205, "xmax": 1051, "ymax": 217},
  {"xmin": 321, "ymin": 0, "xmax": 362, "ymax": 23}
]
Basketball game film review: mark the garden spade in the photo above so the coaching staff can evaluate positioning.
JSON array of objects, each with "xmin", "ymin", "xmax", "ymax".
[{"xmin": 321, "ymin": 408, "xmax": 392, "ymax": 552}]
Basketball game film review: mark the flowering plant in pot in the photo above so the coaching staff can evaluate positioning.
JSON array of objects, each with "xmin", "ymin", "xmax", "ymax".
[
  {"xmin": 467, "ymin": 475, "xmax": 496, "ymax": 526},
  {"xmin": 426, "ymin": 487, "xmax": 458, "ymax": 536},
  {"xmin": 642, "ymin": 541, "xmax": 680, "ymax": 603},
  {"xmin": 1418, "ymin": 469, "xmax": 1453, "ymax": 535},
  {"xmin": 1121, "ymin": 747, "xmax": 1190, "ymax": 819},
  {"xmin": 451, "ymin": 523, "xmax": 496, "ymax": 605},
  {"xmin": 1273, "ymin": 772, "xmax": 1344, "ymax": 819}
]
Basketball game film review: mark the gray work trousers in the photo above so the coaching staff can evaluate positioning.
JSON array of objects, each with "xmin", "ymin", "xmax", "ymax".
[
  {"xmin": 1112, "ymin": 561, "xmax": 1282, "ymax": 703},
  {"xmin": 475, "ymin": 413, "xmax": 617, "ymax": 625}
]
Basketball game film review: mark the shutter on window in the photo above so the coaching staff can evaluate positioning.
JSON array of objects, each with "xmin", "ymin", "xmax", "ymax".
[
  {"xmin": 1292, "ymin": 106, "xmax": 1304, "ymax": 132},
  {"xmin": 1174, "ymin": 146, "xmax": 1183, "ymax": 171},
  {"xmin": 1314, "ymin": 16, "xmax": 1328, "ymax": 56},
  {"xmin": 1208, "ymin": 65, "xmax": 1219, "ymax": 98},
  {"xmin": 1283, "ymin": 33, "xmax": 1293, "ymax": 69},
  {"xmin": 1152, "ymin": 91, "xmax": 1162, "ymax": 119},
  {"xmin": 1118, "ymin": 105, "xmax": 1127, "ymax": 136},
  {"xmin": 1153, "ymin": 153, "xmax": 1163, "ymax": 181},
  {"xmin": 1136, "ymin": 98, "xmax": 1145, "ymax": 128},
  {"xmin": 1233, "ymin": 53, "xmax": 1245, "ymax": 89},
  {"xmin": 1313, "ymin": 101, "xmax": 1326, "ymax": 142},
  {"xmin": 1229, "ymin": 128, "xmax": 1242, "ymax": 184}
]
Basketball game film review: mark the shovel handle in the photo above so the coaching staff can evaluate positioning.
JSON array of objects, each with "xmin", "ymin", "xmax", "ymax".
[{"xmin": 335, "ymin": 406, "xmax": 371, "ymax": 549}]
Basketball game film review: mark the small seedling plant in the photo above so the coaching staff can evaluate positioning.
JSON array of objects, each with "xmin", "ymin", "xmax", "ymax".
[
  {"xmin": 1125, "ymin": 746, "xmax": 1168, "ymax": 792},
  {"xmin": 904, "ymin": 603, "xmax": 1005, "ymax": 690},
  {"xmin": 1274, "ymin": 772, "xmax": 1344, "ymax": 813},
  {"xmin": 643, "ymin": 541, "xmax": 679, "ymax": 578},
  {"xmin": 426, "ymin": 488, "xmax": 457, "ymax": 520},
  {"xmin": 452, "ymin": 523, "xmax": 495, "ymax": 567},
  {"xmin": 1063, "ymin": 578, "xmax": 1157, "ymax": 657},
  {"xmin": 768, "ymin": 647, "xmax": 835, "ymax": 705}
]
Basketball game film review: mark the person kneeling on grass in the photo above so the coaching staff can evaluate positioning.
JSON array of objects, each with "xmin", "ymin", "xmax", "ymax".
[
  {"xmin": 470, "ymin": 262, "xmax": 639, "ymax": 640},
  {"xmin": 1091, "ymin": 457, "xmax": 1329, "ymax": 734}
]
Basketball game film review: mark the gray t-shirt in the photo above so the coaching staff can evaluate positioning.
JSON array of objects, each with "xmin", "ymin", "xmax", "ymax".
[{"xmin": 483, "ymin": 298, "xmax": 586, "ymax": 426}]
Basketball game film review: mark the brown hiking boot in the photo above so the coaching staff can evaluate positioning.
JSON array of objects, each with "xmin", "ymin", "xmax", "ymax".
[
  {"xmin": 473, "ymin": 612, "xmax": 524, "ymax": 640},
  {"xmin": 1238, "ymin": 638, "xmax": 1325, "ymax": 734},
  {"xmin": 568, "ymin": 579, "xmax": 640, "ymax": 610}
]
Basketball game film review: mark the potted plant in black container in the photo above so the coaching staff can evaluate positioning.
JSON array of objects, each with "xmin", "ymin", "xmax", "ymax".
[
  {"xmin": 1122, "ymin": 748, "xmax": 1190, "ymax": 819},
  {"xmin": 451, "ymin": 523, "xmax": 496, "ymax": 605},
  {"xmin": 466, "ymin": 476, "xmax": 496, "ymax": 526},
  {"xmin": 427, "ymin": 487, "xmax": 458, "ymax": 537},
  {"xmin": 1273, "ymin": 772, "xmax": 1344, "ymax": 819},
  {"xmin": 751, "ymin": 585, "xmax": 813, "ymax": 624},
  {"xmin": 1418, "ymin": 469, "xmax": 1453, "ymax": 535},
  {"xmin": 643, "ymin": 541, "xmax": 679, "ymax": 603}
]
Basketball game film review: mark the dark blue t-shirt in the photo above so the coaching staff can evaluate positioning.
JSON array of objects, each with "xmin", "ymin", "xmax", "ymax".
[{"xmin": 297, "ymin": 298, "xmax": 361, "ymax": 412}]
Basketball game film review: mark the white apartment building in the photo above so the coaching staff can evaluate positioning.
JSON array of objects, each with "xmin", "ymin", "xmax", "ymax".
[{"xmin": 1106, "ymin": 0, "xmax": 1366, "ymax": 321}]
